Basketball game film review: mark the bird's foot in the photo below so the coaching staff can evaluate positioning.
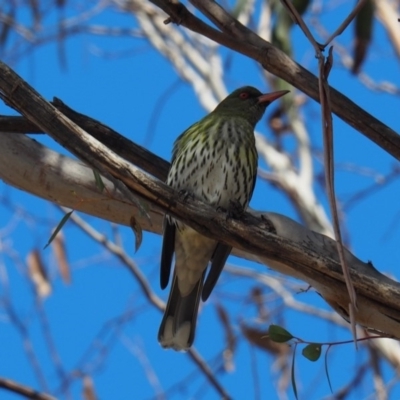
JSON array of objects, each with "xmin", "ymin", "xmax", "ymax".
[
  {"xmin": 228, "ymin": 199, "xmax": 245, "ymax": 219},
  {"xmin": 216, "ymin": 205, "xmax": 227, "ymax": 214},
  {"xmin": 217, "ymin": 200, "xmax": 244, "ymax": 220},
  {"xmin": 178, "ymin": 189, "xmax": 195, "ymax": 202}
]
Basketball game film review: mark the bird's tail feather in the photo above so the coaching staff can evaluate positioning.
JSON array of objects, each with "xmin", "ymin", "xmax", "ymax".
[{"xmin": 158, "ymin": 272, "xmax": 204, "ymax": 351}]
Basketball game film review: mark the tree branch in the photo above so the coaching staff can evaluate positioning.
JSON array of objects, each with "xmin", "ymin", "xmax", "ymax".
[
  {"xmin": 1, "ymin": 61, "xmax": 400, "ymax": 340},
  {"xmin": 149, "ymin": 0, "xmax": 400, "ymax": 160},
  {"xmin": 0, "ymin": 377, "xmax": 56, "ymax": 400}
]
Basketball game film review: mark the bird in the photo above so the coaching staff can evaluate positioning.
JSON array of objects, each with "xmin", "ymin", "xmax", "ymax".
[{"xmin": 158, "ymin": 86, "xmax": 289, "ymax": 351}]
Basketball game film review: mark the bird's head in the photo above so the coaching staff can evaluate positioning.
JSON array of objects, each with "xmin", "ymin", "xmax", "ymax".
[{"xmin": 213, "ymin": 86, "xmax": 289, "ymax": 126}]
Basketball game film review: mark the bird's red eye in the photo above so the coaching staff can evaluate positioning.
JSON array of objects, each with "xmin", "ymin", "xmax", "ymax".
[{"xmin": 239, "ymin": 92, "xmax": 249, "ymax": 99}]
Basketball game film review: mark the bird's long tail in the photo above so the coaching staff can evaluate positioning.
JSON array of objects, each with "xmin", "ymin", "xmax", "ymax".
[{"xmin": 158, "ymin": 272, "xmax": 204, "ymax": 351}]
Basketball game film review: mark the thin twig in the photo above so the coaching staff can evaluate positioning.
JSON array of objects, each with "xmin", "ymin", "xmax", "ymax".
[
  {"xmin": 59, "ymin": 207, "xmax": 231, "ymax": 399},
  {"xmin": 59, "ymin": 207, "xmax": 164, "ymax": 310},
  {"xmin": 322, "ymin": 0, "xmax": 369, "ymax": 47},
  {"xmin": 0, "ymin": 377, "xmax": 56, "ymax": 400},
  {"xmin": 279, "ymin": 0, "xmax": 358, "ymax": 341},
  {"xmin": 2, "ymin": 298, "xmax": 49, "ymax": 391},
  {"xmin": 187, "ymin": 348, "xmax": 232, "ymax": 400},
  {"xmin": 280, "ymin": 0, "xmax": 323, "ymax": 53}
]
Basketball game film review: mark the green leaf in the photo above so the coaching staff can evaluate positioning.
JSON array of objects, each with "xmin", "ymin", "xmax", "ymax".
[
  {"xmin": 353, "ymin": 0, "xmax": 374, "ymax": 73},
  {"xmin": 292, "ymin": 0, "xmax": 311, "ymax": 16},
  {"xmin": 325, "ymin": 345, "xmax": 333, "ymax": 393},
  {"xmin": 355, "ymin": 0, "xmax": 374, "ymax": 41},
  {"xmin": 268, "ymin": 324, "xmax": 293, "ymax": 343},
  {"xmin": 291, "ymin": 344, "xmax": 298, "ymax": 400},
  {"xmin": 44, "ymin": 210, "xmax": 73, "ymax": 249},
  {"xmin": 302, "ymin": 343, "xmax": 322, "ymax": 362},
  {"xmin": 93, "ymin": 169, "xmax": 105, "ymax": 192}
]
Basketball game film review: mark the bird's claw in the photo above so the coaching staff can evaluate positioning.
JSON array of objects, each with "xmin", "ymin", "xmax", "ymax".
[
  {"xmin": 228, "ymin": 199, "xmax": 244, "ymax": 219},
  {"xmin": 217, "ymin": 200, "xmax": 244, "ymax": 220},
  {"xmin": 178, "ymin": 189, "xmax": 195, "ymax": 201}
]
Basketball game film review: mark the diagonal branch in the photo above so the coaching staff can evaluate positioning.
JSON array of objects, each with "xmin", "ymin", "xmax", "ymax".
[
  {"xmin": 1, "ymin": 61, "xmax": 400, "ymax": 342},
  {"xmin": 0, "ymin": 377, "xmax": 56, "ymax": 400},
  {"xmin": 149, "ymin": 0, "xmax": 400, "ymax": 160}
]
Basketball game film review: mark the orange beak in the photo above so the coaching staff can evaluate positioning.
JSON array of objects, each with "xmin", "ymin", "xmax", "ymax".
[{"xmin": 258, "ymin": 90, "xmax": 290, "ymax": 104}]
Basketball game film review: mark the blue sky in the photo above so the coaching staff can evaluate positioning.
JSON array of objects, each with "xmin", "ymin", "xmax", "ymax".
[{"xmin": 1, "ymin": 2, "xmax": 400, "ymax": 400}]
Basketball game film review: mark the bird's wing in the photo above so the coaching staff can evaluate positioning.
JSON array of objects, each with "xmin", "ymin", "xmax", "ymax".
[
  {"xmin": 249, "ymin": 151, "xmax": 258, "ymax": 201},
  {"xmin": 170, "ymin": 120, "xmax": 201, "ymax": 162},
  {"xmin": 160, "ymin": 219, "xmax": 176, "ymax": 289},
  {"xmin": 202, "ymin": 243, "xmax": 232, "ymax": 301}
]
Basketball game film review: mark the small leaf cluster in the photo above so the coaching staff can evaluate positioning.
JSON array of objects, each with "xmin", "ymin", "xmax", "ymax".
[
  {"xmin": 267, "ymin": 324, "xmax": 333, "ymax": 399},
  {"xmin": 267, "ymin": 324, "xmax": 390, "ymax": 399}
]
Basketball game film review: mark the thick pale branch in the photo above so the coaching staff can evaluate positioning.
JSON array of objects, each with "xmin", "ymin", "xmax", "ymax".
[
  {"xmin": 0, "ymin": 132, "xmax": 164, "ymax": 234},
  {"xmin": 1, "ymin": 133, "xmax": 400, "ymax": 338},
  {"xmin": 0, "ymin": 61, "xmax": 400, "ymax": 339}
]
